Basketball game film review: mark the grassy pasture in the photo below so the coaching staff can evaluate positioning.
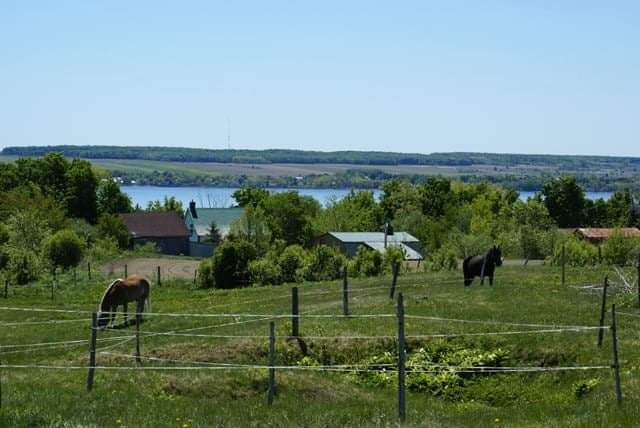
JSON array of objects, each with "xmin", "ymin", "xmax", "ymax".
[{"xmin": 1, "ymin": 264, "xmax": 640, "ymax": 427}]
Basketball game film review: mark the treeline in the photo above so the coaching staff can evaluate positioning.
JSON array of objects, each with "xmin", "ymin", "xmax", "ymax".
[
  {"xmin": 5, "ymin": 145, "xmax": 640, "ymax": 169},
  {"xmin": 109, "ymin": 167, "xmax": 640, "ymax": 192}
]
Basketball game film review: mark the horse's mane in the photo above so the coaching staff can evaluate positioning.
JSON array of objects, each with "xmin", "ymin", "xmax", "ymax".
[{"xmin": 99, "ymin": 278, "xmax": 122, "ymax": 311}]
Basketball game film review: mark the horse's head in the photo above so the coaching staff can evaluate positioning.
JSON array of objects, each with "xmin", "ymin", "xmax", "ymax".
[
  {"xmin": 97, "ymin": 311, "xmax": 111, "ymax": 328},
  {"xmin": 492, "ymin": 245, "xmax": 503, "ymax": 266}
]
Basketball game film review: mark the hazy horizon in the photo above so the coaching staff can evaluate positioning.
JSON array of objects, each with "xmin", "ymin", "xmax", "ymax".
[{"xmin": 2, "ymin": 2, "xmax": 639, "ymax": 157}]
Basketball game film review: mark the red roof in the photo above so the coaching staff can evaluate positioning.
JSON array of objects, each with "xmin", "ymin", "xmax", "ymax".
[
  {"xmin": 576, "ymin": 228, "xmax": 640, "ymax": 240},
  {"xmin": 120, "ymin": 212, "xmax": 189, "ymax": 238}
]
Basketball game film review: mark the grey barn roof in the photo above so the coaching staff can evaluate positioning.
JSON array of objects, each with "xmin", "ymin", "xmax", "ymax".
[{"xmin": 327, "ymin": 232, "xmax": 419, "ymax": 243}]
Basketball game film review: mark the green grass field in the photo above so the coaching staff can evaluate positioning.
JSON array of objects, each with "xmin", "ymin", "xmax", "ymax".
[{"xmin": 1, "ymin": 264, "xmax": 639, "ymax": 427}]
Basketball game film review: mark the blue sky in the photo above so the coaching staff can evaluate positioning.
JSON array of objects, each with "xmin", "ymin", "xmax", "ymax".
[{"xmin": 1, "ymin": 1, "xmax": 638, "ymax": 156}]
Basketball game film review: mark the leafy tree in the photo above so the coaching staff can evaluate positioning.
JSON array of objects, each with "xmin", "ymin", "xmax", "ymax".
[
  {"xmin": 43, "ymin": 229, "xmax": 84, "ymax": 270},
  {"xmin": 5, "ymin": 210, "xmax": 51, "ymax": 253},
  {"xmin": 33, "ymin": 153, "xmax": 69, "ymax": 197},
  {"xmin": 380, "ymin": 179, "xmax": 420, "ymax": 220},
  {"xmin": 146, "ymin": 196, "xmax": 184, "ymax": 217},
  {"xmin": 0, "ymin": 187, "xmax": 68, "ymax": 232},
  {"xmin": 97, "ymin": 180, "xmax": 133, "ymax": 214},
  {"xmin": 260, "ymin": 191, "xmax": 320, "ymax": 247},
  {"xmin": 97, "ymin": 214, "xmax": 130, "ymax": 249},
  {"xmin": 65, "ymin": 159, "xmax": 99, "ymax": 223},
  {"xmin": 232, "ymin": 187, "xmax": 269, "ymax": 208},
  {"xmin": 229, "ymin": 205, "xmax": 271, "ymax": 254},
  {"xmin": 540, "ymin": 177, "xmax": 586, "ymax": 227},
  {"xmin": 583, "ymin": 198, "xmax": 609, "ymax": 227},
  {"xmin": 606, "ymin": 190, "xmax": 636, "ymax": 227},
  {"xmin": 418, "ymin": 177, "xmax": 453, "ymax": 217},
  {"xmin": 315, "ymin": 191, "xmax": 384, "ymax": 233}
]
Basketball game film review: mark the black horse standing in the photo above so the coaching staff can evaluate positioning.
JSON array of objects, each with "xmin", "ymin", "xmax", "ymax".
[{"xmin": 463, "ymin": 246, "xmax": 503, "ymax": 286}]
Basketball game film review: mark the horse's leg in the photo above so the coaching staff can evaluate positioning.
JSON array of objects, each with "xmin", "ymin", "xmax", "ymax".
[
  {"xmin": 489, "ymin": 275, "xmax": 493, "ymax": 286},
  {"xmin": 110, "ymin": 306, "xmax": 116, "ymax": 326},
  {"xmin": 123, "ymin": 302, "xmax": 128, "ymax": 326}
]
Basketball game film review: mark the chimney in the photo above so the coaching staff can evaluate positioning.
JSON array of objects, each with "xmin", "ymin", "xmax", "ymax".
[{"xmin": 189, "ymin": 200, "xmax": 198, "ymax": 219}]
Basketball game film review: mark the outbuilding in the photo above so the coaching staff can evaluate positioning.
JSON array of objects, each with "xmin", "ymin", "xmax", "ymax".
[
  {"xmin": 319, "ymin": 231, "xmax": 423, "ymax": 261},
  {"xmin": 574, "ymin": 227, "xmax": 640, "ymax": 244},
  {"xmin": 183, "ymin": 201, "xmax": 244, "ymax": 257},
  {"xmin": 120, "ymin": 212, "xmax": 190, "ymax": 255}
]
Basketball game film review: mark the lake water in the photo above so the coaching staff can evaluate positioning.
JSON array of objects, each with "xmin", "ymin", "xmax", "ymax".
[{"xmin": 122, "ymin": 186, "xmax": 612, "ymax": 209}]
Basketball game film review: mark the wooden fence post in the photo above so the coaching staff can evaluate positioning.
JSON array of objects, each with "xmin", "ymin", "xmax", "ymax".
[
  {"xmin": 50, "ymin": 278, "xmax": 54, "ymax": 301},
  {"xmin": 291, "ymin": 287, "xmax": 299, "ymax": 337},
  {"xmin": 267, "ymin": 321, "xmax": 276, "ymax": 405},
  {"xmin": 611, "ymin": 304, "xmax": 622, "ymax": 403},
  {"xmin": 397, "ymin": 293, "xmax": 406, "ymax": 422},
  {"xmin": 87, "ymin": 261, "xmax": 91, "ymax": 280},
  {"xmin": 87, "ymin": 312, "xmax": 98, "ymax": 392},
  {"xmin": 124, "ymin": 264, "xmax": 128, "ymax": 279},
  {"xmin": 598, "ymin": 245, "xmax": 602, "ymax": 264},
  {"xmin": 4, "ymin": 278, "xmax": 8, "ymax": 299},
  {"xmin": 389, "ymin": 262, "xmax": 399, "ymax": 299},
  {"xmin": 598, "ymin": 277, "xmax": 609, "ymax": 347},
  {"xmin": 157, "ymin": 266, "xmax": 161, "ymax": 286},
  {"xmin": 135, "ymin": 313, "xmax": 141, "ymax": 364},
  {"xmin": 561, "ymin": 244, "xmax": 566, "ymax": 286},
  {"xmin": 342, "ymin": 267, "xmax": 349, "ymax": 317}
]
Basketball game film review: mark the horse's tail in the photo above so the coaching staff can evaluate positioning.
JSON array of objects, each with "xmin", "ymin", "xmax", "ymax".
[
  {"xmin": 462, "ymin": 256, "xmax": 471, "ymax": 275},
  {"xmin": 462, "ymin": 256, "xmax": 473, "ymax": 286},
  {"xmin": 142, "ymin": 277, "xmax": 151, "ymax": 313}
]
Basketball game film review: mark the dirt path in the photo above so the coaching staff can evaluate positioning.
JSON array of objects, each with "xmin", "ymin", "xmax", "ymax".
[{"xmin": 102, "ymin": 257, "xmax": 199, "ymax": 281}]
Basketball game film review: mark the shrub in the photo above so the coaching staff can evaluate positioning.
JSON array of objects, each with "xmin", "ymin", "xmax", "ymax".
[
  {"xmin": 429, "ymin": 246, "xmax": 458, "ymax": 271},
  {"xmin": 7, "ymin": 247, "xmax": 41, "ymax": 285},
  {"xmin": 448, "ymin": 231, "xmax": 493, "ymax": 259},
  {"xmin": 551, "ymin": 237, "xmax": 598, "ymax": 267},
  {"xmin": 97, "ymin": 214, "xmax": 130, "ymax": 249},
  {"xmin": 278, "ymin": 245, "xmax": 309, "ymax": 283},
  {"xmin": 302, "ymin": 245, "xmax": 346, "ymax": 282},
  {"xmin": 86, "ymin": 237, "xmax": 119, "ymax": 263},
  {"xmin": 204, "ymin": 240, "xmax": 257, "ymax": 289},
  {"xmin": 42, "ymin": 229, "xmax": 84, "ymax": 270},
  {"xmin": 352, "ymin": 246, "xmax": 383, "ymax": 277},
  {"xmin": 601, "ymin": 230, "xmax": 640, "ymax": 266},
  {"xmin": 249, "ymin": 259, "xmax": 282, "ymax": 286},
  {"xmin": 196, "ymin": 259, "xmax": 215, "ymax": 289},
  {"xmin": 383, "ymin": 245, "xmax": 405, "ymax": 273}
]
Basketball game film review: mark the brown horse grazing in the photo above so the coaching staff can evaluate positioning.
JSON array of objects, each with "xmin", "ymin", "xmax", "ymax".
[{"xmin": 98, "ymin": 275, "xmax": 151, "ymax": 328}]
